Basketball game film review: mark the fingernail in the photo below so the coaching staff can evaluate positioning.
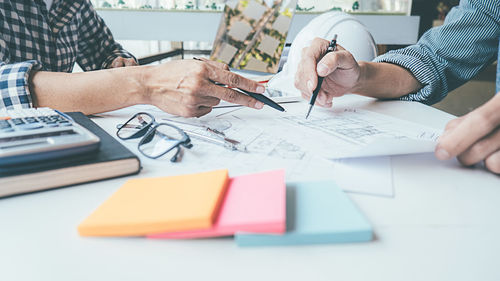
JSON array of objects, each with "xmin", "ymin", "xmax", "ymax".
[
  {"xmin": 435, "ymin": 148, "xmax": 451, "ymax": 160},
  {"xmin": 307, "ymin": 80, "xmax": 314, "ymax": 92},
  {"xmin": 256, "ymin": 85, "xmax": 265, "ymax": 93},
  {"xmin": 317, "ymin": 63, "xmax": 329, "ymax": 76},
  {"xmin": 255, "ymin": 102, "xmax": 264, "ymax": 109}
]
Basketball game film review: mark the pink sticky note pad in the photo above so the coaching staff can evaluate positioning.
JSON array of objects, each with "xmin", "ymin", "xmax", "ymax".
[{"xmin": 148, "ymin": 170, "xmax": 286, "ymax": 239}]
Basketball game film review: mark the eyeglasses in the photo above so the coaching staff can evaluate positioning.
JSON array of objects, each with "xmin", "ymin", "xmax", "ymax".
[{"xmin": 116, "ymin": 112, "xmax": 193, "ymax": 162}]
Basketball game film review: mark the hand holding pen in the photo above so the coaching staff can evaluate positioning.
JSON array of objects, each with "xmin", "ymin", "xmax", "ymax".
[
  {"xmin": 194, "ymin": 57, "xmax": 285, "ymax": 112},
  {"xmin": 294, "ymin": 36, "xmax": 363, "ymax": 117},
  {"xmin": 306, "ymin": 35, "xmax": 338, "ymax": 119}
]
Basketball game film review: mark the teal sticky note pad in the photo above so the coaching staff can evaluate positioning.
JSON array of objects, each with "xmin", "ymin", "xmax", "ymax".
[{"xmin": 235, "ymin": 181, "xmax": 373, "ymax": 247}]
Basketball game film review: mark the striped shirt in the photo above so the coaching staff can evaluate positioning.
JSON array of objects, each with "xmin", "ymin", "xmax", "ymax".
[
  {"xmin": 0, "ymin": 0, "xmax": 135, "ymax": 110},
  {"xmin": 374, "ymin": 0, "xmax": 500, "ymax": 105}
]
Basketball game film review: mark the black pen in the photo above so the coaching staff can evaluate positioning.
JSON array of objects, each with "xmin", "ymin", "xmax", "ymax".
[
  {"xmin": 193, "ymin": 57, "xmax": 285, "ymax": 112},
  {"xmin": 305, "ymin": 34, "xmax": 338, "ymax": 119},
  {"xmin": 234, "ymin": 87, "xmax": 285, "ymax": 112}
]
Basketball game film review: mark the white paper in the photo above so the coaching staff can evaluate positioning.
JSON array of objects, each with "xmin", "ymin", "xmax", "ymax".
[
  {"xmin": 331, "ymin": 157, "xmax": 394, "ymax": 197},
  {"xmin": 231, "ymin": 102, "xmax": 441, "ymax": 159}
]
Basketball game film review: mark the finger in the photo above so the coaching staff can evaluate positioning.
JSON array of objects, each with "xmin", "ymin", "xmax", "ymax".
[
  {"xmin": 124, "ymin": 58, "xmax": 137, "ymax": 66},
  {"xmin": 112, "ymin": 58, "xmax": 124, "ymax": 68},
  {"xmin": 198, "ymin": 96, "xmax": 221, "ymax": 107},
  {"xmin": 193, "ymin": 106, "xmax": 213, "ymax": 118},
  {"xmin": 179, "ymin": 103, "xmax": 213, "ymax": 118},
  {"xmin": 436, "ymin": 96, "xmax": 500, "ymax": 160},
  {"xmin": 294, "ymin": 38, "xmax": 330, "ymax": 94},
  {"xmin": 206, "ymin": 65, "xmax": 265, "ymax": 94},
  {"xmin": 456, "ymin": 127, "xmax": 500, "ymax": 166},
  {"xmin": 314, "ymin": 94, "xmax": 328, "ymax": 107},
  {"xmin": 205, "ymin": 83, "xmax": 264, "ymax": 109},
  {"xmin": 301, "ymin": 91, "xmax": 311, "ymax": 101},
  {"xmin": 315, "ymin": 89, "xmax": 335, "ymax": 106},
  {"xmin": 485, "ymin": 150, "xmax": 500, "ymax": 174},
  {"xmin": 443, "ymin": 115, "xmax": 466, "ymax": 133},
  {"xmin": 316, "ymin": 49, "xmax": 357, "ymax": 77}
]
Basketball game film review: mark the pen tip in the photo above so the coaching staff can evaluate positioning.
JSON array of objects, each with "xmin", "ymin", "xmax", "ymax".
[{"xmin": 305, "ymin": 105, "xmax": 313, "ymax": 119}]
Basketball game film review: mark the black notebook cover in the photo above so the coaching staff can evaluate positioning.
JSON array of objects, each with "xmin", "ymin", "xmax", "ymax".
[{"xmin": 0, "ymin": 112, "xmax": 141, "ymax": 179}]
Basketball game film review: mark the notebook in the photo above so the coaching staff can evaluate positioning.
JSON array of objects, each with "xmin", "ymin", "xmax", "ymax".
[
  {"xmin": 149, "ymin": 169, "xmax": 286, "ymax": 239},
  {"xmin": 235, "ymin": 181, "xmax": 373, "ymax": 247},
  {"xmin": 0, "ymin": 112, "xmax": 140, "ymax": 198},
  {"xmin": 78, "ymin": 170, "xmax": 229, "ymax": 237}
]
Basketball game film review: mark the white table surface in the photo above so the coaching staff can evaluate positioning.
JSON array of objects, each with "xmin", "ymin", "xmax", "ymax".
[{"xmin": 1, "ymin": 96, "xmax": 499, "ymax": 281}]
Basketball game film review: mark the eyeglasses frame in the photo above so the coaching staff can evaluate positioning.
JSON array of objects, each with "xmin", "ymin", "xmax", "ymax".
[{"xmin": 116, "ymin": 112, "xmax": 192, "ymax": 162}]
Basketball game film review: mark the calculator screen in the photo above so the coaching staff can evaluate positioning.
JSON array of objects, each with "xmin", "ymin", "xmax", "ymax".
[{"xmin": 0, "ymin": 130, "xmax": 76, "ymax": 144}]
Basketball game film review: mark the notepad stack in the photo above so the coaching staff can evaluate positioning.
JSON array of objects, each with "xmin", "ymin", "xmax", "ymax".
[
  {"xmin": 78, "ymin": 169, "xmax": 287, "ymax": 237},
  {"xmin": 78, "ymin": 169, "xmax": 373, "ymax": 246}
]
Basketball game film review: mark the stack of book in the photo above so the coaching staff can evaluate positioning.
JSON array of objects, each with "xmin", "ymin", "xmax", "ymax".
[{"xmin": 0, "ymin": 112, "xmax": 141, "ymax": 198}]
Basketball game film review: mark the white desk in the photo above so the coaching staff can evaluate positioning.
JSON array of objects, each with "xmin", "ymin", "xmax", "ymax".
[{"xmin": 1, "ymin": 96, "xmax": 499, "ymax": 281}]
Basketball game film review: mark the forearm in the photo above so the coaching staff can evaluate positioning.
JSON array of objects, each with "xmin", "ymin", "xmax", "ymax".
[
  {"xmin": 30, "ymin": 66, "xmax": 148, "ymax": 115},
  {"xmin": 352, "ymin": 61, "xmax": 423, "ymax": 99}
]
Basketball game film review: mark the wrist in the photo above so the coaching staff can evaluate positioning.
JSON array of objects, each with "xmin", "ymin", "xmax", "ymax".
[
  {"xmin": 352, "ymin": 61, "xmax": 369, "ymax": 94},
  {"xmin": 128, "ymin": 65, "xmax": 153, "ymax": 105}
]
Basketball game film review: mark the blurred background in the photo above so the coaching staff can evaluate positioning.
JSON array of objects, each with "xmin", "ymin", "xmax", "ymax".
[{"xmin": 88, "ymin": 0, "xmax": 496, "ymax": 116}]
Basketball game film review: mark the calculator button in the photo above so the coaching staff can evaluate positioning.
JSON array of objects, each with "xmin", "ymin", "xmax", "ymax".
[
  {"xmin": 0, "ymin": 120, "xmax": 11, "ymax": 129},
  {"xmin": 11, "ymin": 118, "xmax": 25, "ymax": 125},
  {"xmin": 24, "ymin": 118, "xmax": 38, "ymax": 123},
  {"xmin": 17, "ymin": 123, "xmax": 44, "ymax": 130}
]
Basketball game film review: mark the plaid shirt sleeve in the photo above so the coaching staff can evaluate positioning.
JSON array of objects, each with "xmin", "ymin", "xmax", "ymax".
[
  {"xmin": 76, "ymin": 0, "xmax": 136, "ymax": 70},
  {"xmin": 0, "ymin": 60, "xmax": 41, "ymax": 110}
]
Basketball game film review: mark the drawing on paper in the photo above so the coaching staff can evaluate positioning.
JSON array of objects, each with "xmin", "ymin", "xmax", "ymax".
[
  {"xmin": 247, "ymin": 133, "xmax": 306, "ymax": 160},
  {"xmin": 281, "ymin": 108, "xmax": 440, "ymax": 145}
]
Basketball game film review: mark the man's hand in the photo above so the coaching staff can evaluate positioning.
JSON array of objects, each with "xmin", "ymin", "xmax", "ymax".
[
  {"xmin": 294, "ymin": 37, "xmax": 361, "ymax": 107},
  {"xmin": 109, "ymin": 57, "xmax": 138, "ymax": 68},
  {"xmin": 435, "ymin": 94, "xmax": 500, "ymax": 174},
  {"xmin": 141, "ymin": 59, "xmax": 265, "ymax": 117}
]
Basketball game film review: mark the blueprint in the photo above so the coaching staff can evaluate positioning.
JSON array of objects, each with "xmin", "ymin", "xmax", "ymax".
[
  {"xmin": 120, "ymin": 101, "xmax": 442, "ymax": 197},
  {"xmin": 184, "ymin": 102, "xmax": 442, "ymax": 160}
]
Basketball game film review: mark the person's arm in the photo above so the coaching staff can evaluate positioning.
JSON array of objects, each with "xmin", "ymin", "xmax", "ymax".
[
  {"xmin": 294, "ymin": 39, "xmax": 422, "ymax": 107},
  {"xmin": 30, "ymin": 59, "xmax": 266, "ymax": 116},
  {"xmin": 30, "ymin": 66, "xmax": 144, "ymax": 114},
  {"xmin": 76, "ymin": 0, "xmax": 137, "ymax": 70},
  {"xmin": 295, "ymin": 0, "xmax": 499, "ymax": 106},
  {"xmin": 372, "ymin": 0, "xmax": 499, "ymax": 105}
]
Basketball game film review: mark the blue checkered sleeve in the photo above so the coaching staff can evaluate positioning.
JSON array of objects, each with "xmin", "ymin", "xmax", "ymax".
[
  {"xmin": 373, "ymin": 0, "xmax": 500, "ymax": 105},
  {"xmin": 0, "ymin": 60, "xmax": 41, "ymax": 109},
  {"xmin": 76, "ymin": 0, "xmax": 136, "ymax": 70}
]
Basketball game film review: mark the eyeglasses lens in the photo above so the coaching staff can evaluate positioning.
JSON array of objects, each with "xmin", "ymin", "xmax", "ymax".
[
  {"xmin": 139, "ymin": 124, "xmax": 186, "ymax": 159},
  {"xmin": 117, "ymin": 113, "xmax": 153, "ymax": 139}
]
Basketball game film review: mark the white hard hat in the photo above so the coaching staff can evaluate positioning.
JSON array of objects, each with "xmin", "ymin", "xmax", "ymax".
[{"xmin": 268, "ymin": 11, "xmax": 377, "ymax": 96}]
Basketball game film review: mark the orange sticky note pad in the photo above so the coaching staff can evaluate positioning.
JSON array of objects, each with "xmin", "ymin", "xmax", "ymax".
[
  {"xmin": 78, "ymin": 169, "xmax": 229, "ymax": 237},
  {"xmin": 148, "ymin": 170, "xmax": 286, "ymax": 239}
]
